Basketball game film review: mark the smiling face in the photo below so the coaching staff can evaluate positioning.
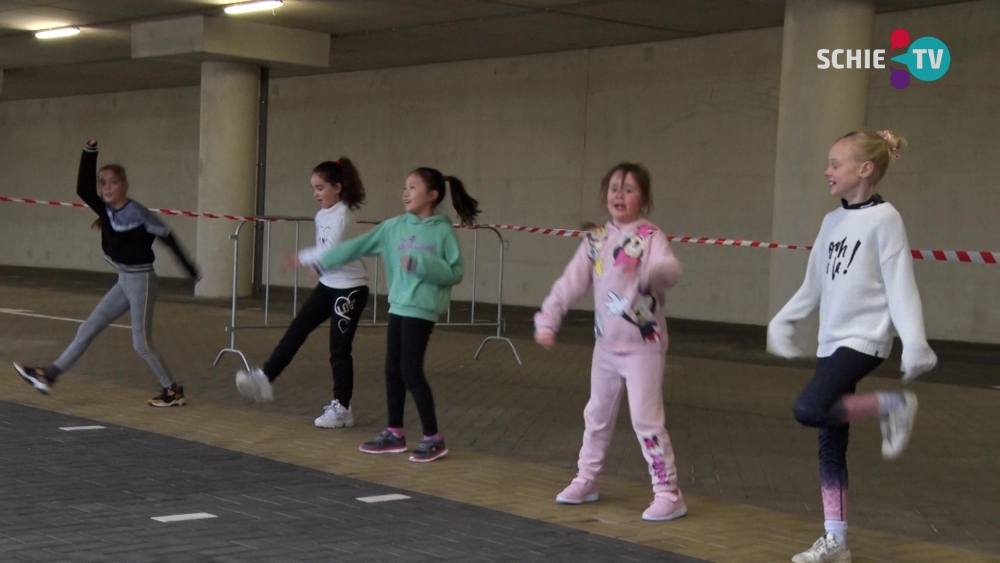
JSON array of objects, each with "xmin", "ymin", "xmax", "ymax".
[
  {"xmin": 98, "ymin": 167, "xmax": 128, "ymax": 208},
  {"xmin": 311, "ymin": 172, "xmax": 342, "ymax": 209},
  {"xmin": 403, "ymin": 172, "xmax": 438, "ymax": 218},
  {"xmin": 605, "ymin": 170, "xmax": 645, "ymax": 225},
  {"xmin": 825, "ymin": 138, "xmax": 874, "ymax": 203}
]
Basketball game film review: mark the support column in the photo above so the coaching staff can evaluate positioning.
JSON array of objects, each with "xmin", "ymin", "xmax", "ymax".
[
  {"xmin": 195, "ymin": 61, "xmax": 259, "ymax": 297},
  {"xmin": 131, "ymin": 15, "xmax": 330, "ymax": 298},
  {"xmin": 768, "ymin": 0, "xmax": 874, "ymax": 350}
]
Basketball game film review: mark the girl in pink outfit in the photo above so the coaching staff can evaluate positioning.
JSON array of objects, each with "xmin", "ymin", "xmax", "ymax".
[{"xmin": 535, "ymin": 162, "xmax": 687, "ymax": 522}]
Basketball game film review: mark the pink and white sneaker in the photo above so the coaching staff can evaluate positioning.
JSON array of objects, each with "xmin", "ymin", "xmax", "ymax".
[
  {"xmin": 642, "ymin": 490, "xmax": 688, "ymax": 521},
  {"xmin": 556, "ymin": 477, "xmax": 598, "ymax": 504}
]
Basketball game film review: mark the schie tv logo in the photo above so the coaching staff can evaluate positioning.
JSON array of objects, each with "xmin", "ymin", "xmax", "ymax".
[{"xmin": 816, "ymin": 28, "xmax": 951, "ymax": 89}]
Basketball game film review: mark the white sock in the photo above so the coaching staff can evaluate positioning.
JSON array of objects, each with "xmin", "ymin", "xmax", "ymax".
[
  {"xmin": 876, "ymin": 391, "xmax": 904, "ymax": 416},
  {"xmin": 824, "ymin": 520, "xmax": 848, "ymax": 548}
]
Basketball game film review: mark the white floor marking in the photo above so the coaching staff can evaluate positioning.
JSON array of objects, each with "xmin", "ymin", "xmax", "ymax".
[
  {"xmin": 152, "ymin": 513, "xmax": 218, "ymax": 523},
  {"xmin": 357, "ymin": 494, "xmax": 411, "ymax": 503},
  {"xmin": 0, "ymin": 308, "xmax": 129, "ymax": 329},
  {"xmin": 59, "ymin": 425, "xmax": 106, "ymax": 431}
]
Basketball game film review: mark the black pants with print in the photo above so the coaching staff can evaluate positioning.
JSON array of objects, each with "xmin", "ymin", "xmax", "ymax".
[
  {"xmin": 263, "ymin": 284, "xmax": 369, "ymax": 408},
  {"xmin": 385, "ymin": 314, "xmax": 439, "ymax": 436},
  {"xmin": 792, "ymin": 347, "xmax": 883, "ymax": 520}
]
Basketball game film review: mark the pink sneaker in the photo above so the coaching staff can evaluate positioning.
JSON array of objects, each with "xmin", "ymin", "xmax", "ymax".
[
  {"xmin": 642, "ymin": 490, "xmax": 688, "ymax": 521},
  {"xmin": 555, "ymin": 477, "xmax": 598, "ymax": 504}
]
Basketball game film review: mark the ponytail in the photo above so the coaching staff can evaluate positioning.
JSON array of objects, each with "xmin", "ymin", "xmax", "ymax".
[
  {"xmin": 411, "ymin": 167, "xmax": 481, "ymax": 227},
  {"xmin": 444, "ymin": 176, "xmax": 480, "ymax": 227},
  {"xmin": 312, "ymin": 158, "xmax": 366, "ymax": 210}
]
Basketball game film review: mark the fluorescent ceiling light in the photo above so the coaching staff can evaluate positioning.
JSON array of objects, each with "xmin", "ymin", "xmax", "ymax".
[
  {"xmin": 35, "ymin": 27, "xmax": 80, "ymax": 39},
  {"xmin": 224, "ymin": 1, "xmax": 284, "ymax": 14}
]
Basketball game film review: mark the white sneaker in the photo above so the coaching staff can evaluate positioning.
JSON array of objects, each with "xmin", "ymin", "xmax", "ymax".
[
  {"xmin": 315, "ymin": 400, "xmax": 354, "ymax": 428},
  {"xmin": 792, "ymin": 533, "xmax": 851, "ymax": 563},
  {"xmin": 880, "ymin": 390, "xmax": 918, "ymax": 460},
  {"xmin": 235, "ymin": 367, "xmax": 273, "ymax": 403}
]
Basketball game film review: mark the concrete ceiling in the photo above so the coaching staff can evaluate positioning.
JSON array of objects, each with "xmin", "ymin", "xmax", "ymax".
[{"xmin": 0, "ymin": 0, "xmax": 972, "ymax": 100}]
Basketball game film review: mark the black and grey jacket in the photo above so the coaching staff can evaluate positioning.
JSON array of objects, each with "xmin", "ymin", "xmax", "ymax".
[{"xmin": 77, "ymin": 144, "xmax": 199, "ymax": 279}]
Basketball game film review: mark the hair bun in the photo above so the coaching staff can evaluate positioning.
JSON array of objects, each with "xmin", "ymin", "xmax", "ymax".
[{"xmin": 876, "ymin": 129, "xmax": 906, "ymax": 159}]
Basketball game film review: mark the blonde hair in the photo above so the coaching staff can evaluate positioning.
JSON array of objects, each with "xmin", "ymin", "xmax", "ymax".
[{"xmin": 838, "ymin": 130, "xmax": 906, "ymax": 184}]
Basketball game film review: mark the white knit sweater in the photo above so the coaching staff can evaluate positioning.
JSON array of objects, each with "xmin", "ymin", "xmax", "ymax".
[{"xmin": 767, "ymin": 198, "xmax": 937, "ymax": 381}]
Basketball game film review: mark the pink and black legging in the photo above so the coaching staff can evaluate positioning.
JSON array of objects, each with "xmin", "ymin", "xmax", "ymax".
[{"xmin": 792, "ymin": 347, "xmax": 884, "ymax": 522}]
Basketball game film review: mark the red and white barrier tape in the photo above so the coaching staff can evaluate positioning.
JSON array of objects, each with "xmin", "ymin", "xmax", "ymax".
[
  {"xmin": 476, "ymin": 225, "xmax": 998, "ymax": 264},
  {"xmin": 0, "ymin": 196, "xmax": 273, "ymax": 223},
  {"xmin": 2, "ymin": 196, "xmax": 996, "ymax": 264}
]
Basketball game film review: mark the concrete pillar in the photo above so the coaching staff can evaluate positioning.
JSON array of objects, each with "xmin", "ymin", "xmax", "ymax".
[
  {"xmin": 131, "ymin": 16, "xmax": 330, "ymax": 297},
  {"xmin": 195, "ymin": 61, "xmax": 259, "ymax": 297},
  {"xmin": 131, "ymin": 15, "xmax": 329, "ymax": 298},
  {"xmin": 767, "ymin": 0, "xmax": 874, "ymax": 350}
]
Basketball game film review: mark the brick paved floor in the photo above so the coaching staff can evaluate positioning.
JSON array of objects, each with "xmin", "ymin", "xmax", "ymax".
[{"xmin": 0, "ymin": 401, "xmax": 708, "ymax": 562}]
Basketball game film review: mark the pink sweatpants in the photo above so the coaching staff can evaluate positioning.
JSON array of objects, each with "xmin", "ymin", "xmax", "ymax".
[{"xmin": 577, "ymin": 346, "xmax": 679, "ymax": 494}]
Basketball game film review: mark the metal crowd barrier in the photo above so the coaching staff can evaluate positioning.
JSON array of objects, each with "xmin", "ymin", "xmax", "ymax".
[{"xmin": 212, "ymin": 216, "xmax": 522, "ymax": 372}]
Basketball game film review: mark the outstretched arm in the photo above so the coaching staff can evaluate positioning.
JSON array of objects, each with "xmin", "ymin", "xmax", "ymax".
[
  {"xmin": 76, "ymin": 140, "xmax": 105, "ymax": 216},
  {"xmin": 767, "ymin": 236, "xmax": 824, "ymax": 358},
  {"xmin": 534, "ymin": 239, "xmax": 594, "ymax": 342}
]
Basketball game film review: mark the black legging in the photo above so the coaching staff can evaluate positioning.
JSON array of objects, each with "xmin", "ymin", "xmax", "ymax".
[
  {"xmin": 385, "ymin": 314, "xmax": 438, "ymax": 436},
  {"xmin": 263, "ymin": 284, "xmax": 369, "ymax": 407},
  {"xmin": 793, "ymin": 346, "xmax": 883, "ymax": 520}
]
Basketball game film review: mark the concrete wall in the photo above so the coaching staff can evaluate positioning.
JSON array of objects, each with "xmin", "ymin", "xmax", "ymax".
[
  {"xmin": 0, "ymin": 87, "xmax": 200, "ymax": 279},
  {"xmin": 865, "ymin": 1, "xmax": 1000, "ymax": 343},
  {"xmin": 262, "ymin": 28, "xmax": 783, "ymax": 325},
  {"xmin": 0, "ymin": 1, "xmax": 996, "ymax": 343}
]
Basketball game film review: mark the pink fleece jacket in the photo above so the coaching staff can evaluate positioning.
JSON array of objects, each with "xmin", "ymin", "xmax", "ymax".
[{"xmin": 535, "ymin": 219, "xmax": 683, "ymax": 354}]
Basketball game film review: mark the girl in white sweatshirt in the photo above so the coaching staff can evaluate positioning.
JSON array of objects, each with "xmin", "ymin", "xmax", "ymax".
[
  {"xmin": 768, "ymin": 130, "xmax": 937, "ymax": 563},
  {"xmin": 236, "ymin": 159, "xmax": 369, "ymax": 429}
]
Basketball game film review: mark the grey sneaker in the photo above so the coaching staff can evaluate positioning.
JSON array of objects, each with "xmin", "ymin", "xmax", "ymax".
[
  {"xmin": 315, "ymin": 400, "xmax": 354, "ymax": 428},
  {"xmin": 359, "ymin": 430, "xmax": 407, "ymax": 454},
  {"xmin": 409, "ymin": 437, "xmax": 448, "ymax": 463},
  {"xmin": 235, "ymin": 367, "xmax": 273, "ymax": 403}
]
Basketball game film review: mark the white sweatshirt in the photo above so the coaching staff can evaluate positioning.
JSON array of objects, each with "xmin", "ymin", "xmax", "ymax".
[
  {"xmin": 767, "ymin": 197, "xmax": 937, "ymax": 381},
  {"xmin": 297, "ymin": 202, "xmax": 368, "ymax": 289}
]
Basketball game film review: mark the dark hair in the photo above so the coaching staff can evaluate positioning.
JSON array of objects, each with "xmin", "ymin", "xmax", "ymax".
[
  {"xmin": 92, "ymin": 164, "xmax": 128, "ymax": 230},
  {"xmin": 411, "ymin": 167, "xmax": 481, "ymax": 227},
  {"xmin": 600, "ymin": 162, "xmax": 653, "ymax": 214},
  {"xmin": 312, "ymin": 158, "xmax": 365, "ymax": 210}
]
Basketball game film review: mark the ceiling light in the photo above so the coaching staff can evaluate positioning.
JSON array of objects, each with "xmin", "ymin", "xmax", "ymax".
[
  {"xmin": 35, "ymin": 26, "xmax": 80, "ymax": 39},
  {"xmin": 224, "ymin": 1, "xmax": 284, "ymax": 14}
]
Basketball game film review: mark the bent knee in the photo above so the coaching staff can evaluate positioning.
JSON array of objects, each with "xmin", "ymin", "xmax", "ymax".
[{"xmin": 793, "ymin": 401, "xmax": 825, "ymax": 427}]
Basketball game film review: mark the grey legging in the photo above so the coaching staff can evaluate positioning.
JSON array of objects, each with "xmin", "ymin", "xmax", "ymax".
[{"xmin": 54, "ymin": 270, "xmax": 175, "ymax": 388}]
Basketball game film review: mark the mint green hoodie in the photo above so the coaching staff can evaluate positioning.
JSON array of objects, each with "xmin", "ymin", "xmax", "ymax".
[{"xmin": 317, "ymin": 213, "xmax": 464, "ymax": 322}]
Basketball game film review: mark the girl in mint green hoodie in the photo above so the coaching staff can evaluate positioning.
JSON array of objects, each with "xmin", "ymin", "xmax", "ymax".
[{"xmin": 310, "ymin": 167, "xmax": 480, "ymax": 463}]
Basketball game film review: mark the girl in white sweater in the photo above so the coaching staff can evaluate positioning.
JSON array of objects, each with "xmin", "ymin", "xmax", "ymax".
[
  {"xmin": 236, "ymin": 159, "xmax": 369, "ymax": 429},
  {"xmin": 768, "ymin": 130, "xmax": 937, "ymax": 563}
]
